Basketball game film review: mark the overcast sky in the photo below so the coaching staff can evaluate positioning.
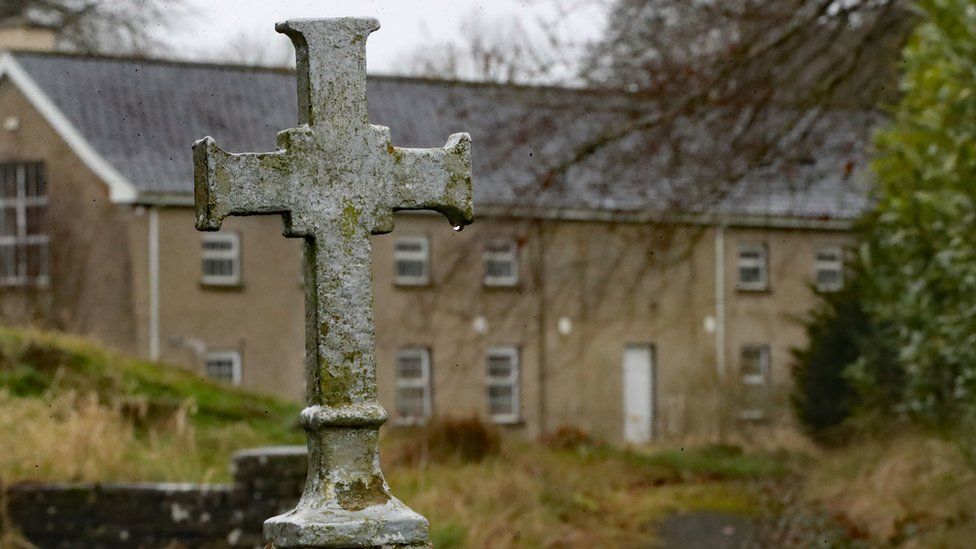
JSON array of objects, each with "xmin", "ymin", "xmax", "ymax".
[{"xmin": 164, "ymin": 0, "xmax": 607, "ymax": 78}]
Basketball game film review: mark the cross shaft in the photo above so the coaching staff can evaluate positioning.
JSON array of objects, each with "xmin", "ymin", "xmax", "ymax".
[{"xmin": 192, "ymin": 18, "xmax": 473, "ymax": 548}]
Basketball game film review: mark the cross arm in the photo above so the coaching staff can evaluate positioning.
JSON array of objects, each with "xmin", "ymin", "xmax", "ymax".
[
  {"xmin": 391, "ymin": 132, "xmax": 474, "ymax": 229},
  {"xmin": 193, "ymin": 136, "xmax": 294, "ymax": 231}
]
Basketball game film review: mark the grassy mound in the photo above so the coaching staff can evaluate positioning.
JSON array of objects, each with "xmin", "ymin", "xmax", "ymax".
[{"xmin": 0, "ymin": 328, "xmax": 302, "ymax": 483}]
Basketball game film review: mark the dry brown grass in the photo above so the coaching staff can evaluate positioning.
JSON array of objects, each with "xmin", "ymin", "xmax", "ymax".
[
  {"xmin": 1, "ymin": 390, "xmax": 199, "ymax": 483},
  {"xmin": 0, "ymin": 389, "xmax": 299, "ymax": 484},
  {"xmin": 807, "ymin": 430, "xmax": 976, "ymax": 547},
  {"xmin": 382, "ymin": 424, "xmax": 772, "ymax": 548}
]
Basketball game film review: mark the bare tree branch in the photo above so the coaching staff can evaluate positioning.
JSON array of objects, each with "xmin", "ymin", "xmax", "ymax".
[{"xmin": 0, "ymin": 0, "xmax": 188, "ymax": 55}]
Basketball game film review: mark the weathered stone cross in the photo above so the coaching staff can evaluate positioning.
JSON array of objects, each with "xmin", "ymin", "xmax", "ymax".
[{"xmin": 192, "ymin": 18, "xmax": 472, "ymax": 549}]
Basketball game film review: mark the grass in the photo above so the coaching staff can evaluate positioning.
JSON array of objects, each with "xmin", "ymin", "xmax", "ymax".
[
  {"xmin": 0, "ymin": 327, "xmax": 303, "ymax": 483},
  {"xmin": 622, "ymin": 443, "xmax": 789, "ymax": 480},
  {"xmin": 381, "ymin": 424, "xmax": 784, "ymax": 547},
  {"xmin": 807, "ymin": 428, "xmax": 976, "ymax": 547},
  {"xmin": 386, "ymin": 443, "xmax": 768, "ymax": 547},
  {"xmin": 0, "ymin": 327, "xmax": 794, "ymax": 547}
]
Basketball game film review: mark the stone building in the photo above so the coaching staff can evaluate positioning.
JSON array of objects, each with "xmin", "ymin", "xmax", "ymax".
[{"xmin": 0, "ymin": 45, "xmax": 874, "ymax": 443}]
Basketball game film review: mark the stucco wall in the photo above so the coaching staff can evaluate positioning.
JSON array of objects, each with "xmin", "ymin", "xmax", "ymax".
[
  {"xmin": 135, "ymin": 204, "xmax": 851, "ymax": 443},
  {"xmin": 0, "ymin": 78, "xmax": 136, "ymax": 352},
  {"xmin": 0, "ymin": 28, "xmax": 57, "ymax": 52},
  {"xmin": 129, "ymin": 209, "xmax": 307, "ymax": 397},
  {"xmin": 722, "ymin": 227, "xmax": 855, "ymax": 429}
]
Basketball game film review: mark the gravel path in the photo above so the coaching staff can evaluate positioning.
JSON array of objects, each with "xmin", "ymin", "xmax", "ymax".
[
  {"xmin": 655, "ymin": 511, "xmax": 754, "ymax": 548},
  {"xmin": 647, "ymin": 478, "xmax": 870, "ymax": 548}
]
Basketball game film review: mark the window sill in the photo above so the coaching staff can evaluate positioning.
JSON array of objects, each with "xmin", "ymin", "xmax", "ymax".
[
  {"xmin": 393, "ymin": 418, "xmax": 430, "ymax": 427},
  {"xmin": 741, "ymin": 376, "xmax": 768, "ymax": 386},
  {"xmin": 815, "ymin": 286, "xmax": 842, "ymax": 294},
  {"xmin": 736, "ymin": 285, "xmax": 771, "ymax": 294},
  {"xmin": 483, "ymin": 281, "xmax": 521, "ymax": 290},
  {"xmin": 490, "ymin": 417, "xmax": 524, "ymax": 427},
  {"xmin": 737, "ymin": 410, "xmax": 767, "ymax": 422},
  {"xmin": 0, "ymin": 281, "xmax": 50, "ymax": 290},
  {"xmin": 394, "ymin": 281, "xmax": 432, "ymax": 289},
  {"xmin": 200, "ymin": 280, "xmax": 244, "ymax": 291},
  {"xmin": 206, "ymin": 377, "xmax": 241, "ymax": 386}
]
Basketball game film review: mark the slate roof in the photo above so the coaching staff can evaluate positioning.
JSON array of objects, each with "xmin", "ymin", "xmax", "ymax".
[{"xmin": 7, "ymin": 51, "xmax": 876, "ymax": 222}]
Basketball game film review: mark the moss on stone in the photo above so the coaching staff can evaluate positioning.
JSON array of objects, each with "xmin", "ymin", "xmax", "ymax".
[
  {"xmin": 339, "ymin": 200, "xmax": 362, "ymax": 240},
  {"xmin": 335, "ymin": 474, "xmax": 390, "ymax": 511}
]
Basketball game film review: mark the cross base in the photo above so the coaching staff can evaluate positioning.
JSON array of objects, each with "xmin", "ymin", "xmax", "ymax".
[
  {"xmin": 263, "ymin": 404, "xmax": 430, "ymax": 548},
  {"xmin": 264, "ymin": 498, "xmax": 430, "ymax": 548}
]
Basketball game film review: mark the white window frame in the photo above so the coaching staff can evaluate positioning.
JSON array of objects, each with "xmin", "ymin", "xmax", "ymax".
[
  {"xmin": 205, "ymin": 350, "xmax": 242, "ymax": 385},
  {"xmin": 395, "ymin": 348, "xmax": 432, "ymax": 425},
  {"xmin": 201, "ymin": 232, "xmax": 241, "ymax": 286},
  {"xmin": 814, "ymin": 246, "xmax": 844, "ymax": 292},
  {"xmin": 739, "ymin": 344, "xmax": 770, "ymax": 420},
  {"xmin": 737, "ymin": 243, "xmax": 768, "ymax": 291},
  {"xmin": 486, "ymin": 346, "xmax": 520, "ymax": 424},
  {"xmin": 394, "ymin": 236, "xmax": 430, "ymax": 286},
  {"xmin": 483, "ymin": 238, "xmax": 519, "ymax": 287},
  {"xmin": 0, "ymin": 162, "xmax": 49, "ymax": 287}
]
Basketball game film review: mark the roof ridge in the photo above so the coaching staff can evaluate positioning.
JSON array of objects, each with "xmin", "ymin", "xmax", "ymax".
[
  {"xmin": 10, "ymin": 49, "xmax": 296, "ymax": 75},
  {"xmin": 8, "ymin": 49, "xmax": 610, "ymax": 97}
]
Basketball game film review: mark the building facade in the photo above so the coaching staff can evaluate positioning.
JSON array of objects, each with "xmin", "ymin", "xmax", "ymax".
[{"xmin": 0, "ymin": 48, "xmax": 872, "ymax": 443}]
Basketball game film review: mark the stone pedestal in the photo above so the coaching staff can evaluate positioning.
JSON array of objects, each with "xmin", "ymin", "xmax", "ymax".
[
  {"xmin": 263, "ymin": 404, "xmax": 430, "ymax": 548},
  {"xmin": 265, "ymin": 502, "xmax": 430, "ymax": 548}
]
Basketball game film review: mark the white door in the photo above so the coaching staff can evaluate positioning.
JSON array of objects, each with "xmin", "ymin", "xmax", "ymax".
[{"xmin": 623, "ymin": 345, "xmax": 654, "ymax": 444}]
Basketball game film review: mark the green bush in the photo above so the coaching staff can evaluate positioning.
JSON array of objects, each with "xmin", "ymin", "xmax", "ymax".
[
  {"xmin": 790, "ymin": 269, "xmax": 903, "ymax": 436},
  {"xmin": 794, "ymin": 0, "xmax": 976, "ymax": 433},
  {"xmin": 790, "ymin": 282, "xmax": 860, "ymax": 435},
  {"xmin": 860, "ymin": 0, "xmax": 976, "ymax": 423}
]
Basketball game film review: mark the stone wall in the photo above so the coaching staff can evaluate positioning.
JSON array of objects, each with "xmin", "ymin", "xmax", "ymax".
[{"xmin": 4, "ymin": 446, "xmax": 308, "ymax": 548}]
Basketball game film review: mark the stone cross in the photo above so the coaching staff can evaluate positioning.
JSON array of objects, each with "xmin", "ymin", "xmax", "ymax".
[{"xmin": 192, "ymin": 18, "xmax": 473, "ymax": 549}]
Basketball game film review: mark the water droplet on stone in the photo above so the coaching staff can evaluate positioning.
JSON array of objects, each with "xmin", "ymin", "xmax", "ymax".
[{"xmin": 452, "ymin": 224, "xmax": 463, "ymax": 232}]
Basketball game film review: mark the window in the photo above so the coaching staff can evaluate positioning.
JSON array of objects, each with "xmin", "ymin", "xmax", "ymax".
[
  {"xmin": 201, "ymin": 232, "xmax": 241, "ymax": 286},
  {"xmin": 739, "ymin": 345, "xmax": 770, "ymax": 420},
  {"xmin": 395, "ymin": 348, "xmax": 431, "ymax": 424},
  {"xmin": 394, "ymin": 236, "xmax": 429, "ymax": 286},
  {"xmin": 737, "ymin": 243, "xmax": 768, "ymax": 291},
  {"xmin": 483, "ymin": 239, "xmax": 519, "ymax": 286},
  {"xmin": 815, "ymin": 247, "xmax": 844, "ymax": 292},
  {"xmin": 0, "ymin": 162, "xmax": 48, "ymax": 286},
  {"xmin": 486, "ymin": 346, "xmax": 520, "ymax": 424},
  {"xmin": 205, "ymin": 350, "xmax": 242, "ymax": 385}
]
